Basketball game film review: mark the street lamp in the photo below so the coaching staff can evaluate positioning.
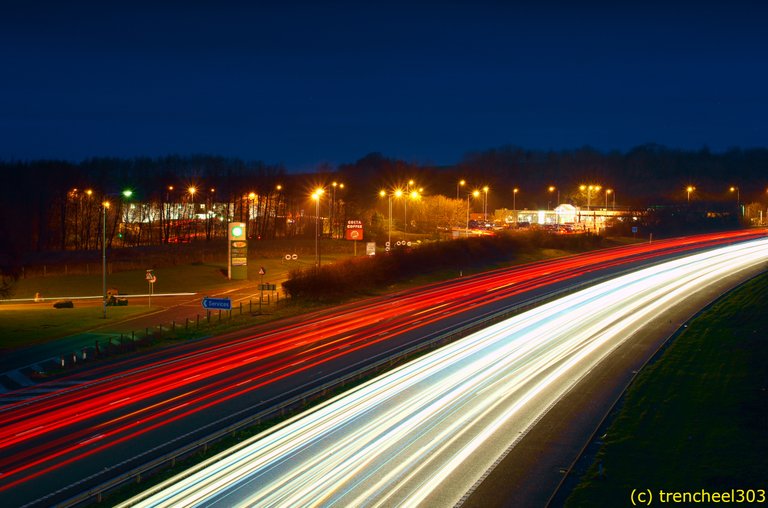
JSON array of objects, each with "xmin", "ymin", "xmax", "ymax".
[
  {"xmin": 686, "ymin": 186, "xmax": 695, "ymax": 203},
  {"xmin": 457, "ymin": 179, "xmax": 466, "ymax": 200},
  {"xmin": 311, "ymin": 188, "xmax": 324, "ymax": 267},
  {"xmin": 330, "ymin": 182, "xmax": 345, "ymax": 239},
  {"xmin": 548, "ymin": 186, "xmax": 559, "ymax": 210},
  {"xmin": 605, "ymin": 188, "xmax": 613, "ymax": 209},
  {"xmin": 513, "ymin": 188, "xmax": 519, "ymax": 225},
  {"xmin": 482, "ymin": 186, "xmax": 489, "ymax": 222},
  {"xmin": 379, "ymin": 189, "xmax": 396, "ymax": 247},
  {"xmin": 466, "ymin": 190, "xmax": 480, "ymax": 234},
  {"xmin": 188, "ymin": 186, "xmax": 198, "ymax": 241},
  {"xmin": 403, "ymin": 180, "xmax": 418, "ymax": 234},
  {"xmin": 580, "ymin": 184, "xmax": 601, "ymax": 210},
  {"xmin": 101, "ymin": 200, "xmax": 110, "ymax": 319},
  {"xmin": 730, "ymin": 186, "xmax": 741, "ymax": 217},
  {"xmin": 99, "ymin": 187, "xmax": 134, "ymax": 318}
]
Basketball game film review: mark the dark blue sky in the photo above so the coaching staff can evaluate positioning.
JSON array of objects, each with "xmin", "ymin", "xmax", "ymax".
[{"xmin": 1, "ymin": 1, "xmax": 766, "ymax": 170}]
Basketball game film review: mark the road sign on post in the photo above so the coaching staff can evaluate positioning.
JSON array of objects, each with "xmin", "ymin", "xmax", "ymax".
[
  {"xmin": 202, "ymin": 297, "xmax": 232, "ymax": 310},
  {"xmin": 146, "ymin": 270, "xmax": 156, "ymax": 307}
]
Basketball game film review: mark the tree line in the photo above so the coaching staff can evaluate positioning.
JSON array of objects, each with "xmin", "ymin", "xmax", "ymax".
[{"xmin": 2, "ymin": 145, "xmax": 767, "ymax": 294}]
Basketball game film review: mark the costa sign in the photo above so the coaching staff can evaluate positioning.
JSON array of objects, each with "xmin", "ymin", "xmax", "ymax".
[{"xmin": 345, "ymin": 220, "xmax": 364, "ymax": 241}]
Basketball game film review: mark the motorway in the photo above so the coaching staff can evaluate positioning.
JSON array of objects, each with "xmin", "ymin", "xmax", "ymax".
[
  {"xmin": 120, "ymin": 237, "xmax": 768, "ymax": 507},
  {"xmin": 0, "ymin": 230, "xmax": 765, "ymax": 507}
]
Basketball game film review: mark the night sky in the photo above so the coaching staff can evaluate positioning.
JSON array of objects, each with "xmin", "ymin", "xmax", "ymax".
[{"xmin": 2, "ymin": 1, "xmax": 766, "ymax": 170}]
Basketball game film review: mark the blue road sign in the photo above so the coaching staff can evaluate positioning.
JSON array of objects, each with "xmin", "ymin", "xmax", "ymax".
[{"xmin": 202, "ymin": 297, "xmax": 232, "ymax": 310}]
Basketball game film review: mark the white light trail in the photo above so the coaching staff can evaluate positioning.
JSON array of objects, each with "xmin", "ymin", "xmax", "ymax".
[{"xmin": 121, "ymin": 238, "xmax": 768, "ymax": 508}]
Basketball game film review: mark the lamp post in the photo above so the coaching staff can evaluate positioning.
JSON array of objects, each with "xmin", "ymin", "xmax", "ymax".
[
  {"xmin": 379, "ymin": 190, "xmax": 391, "ymax": 246},
  {"xmin": 548, "ymin": 186, "xmax": 559, "ymax": 210},
  {"xmin": 247, "ymin": 191, "xmax": 257, "ymax": 239},
  {"xmin": 188, "ymin": 186, "xmax": 197, "ymax": 241},
  {"xmin": 404, "ymin": 180, "xmax": 416, "ymax": 234},
  {"xmin": 330, "ymin": 181, "xmax": 344, "ymax": 238},
  {"xmin": 457, "ymin": 179, "xmax": 466, "ymax": 200},
  {"xmin": 730, "ymin": 186, "xmax": 741, "ymax": 217},
  {"xmin": 101, "ymin": 189, "xmax": 132, "ymax": 318},
  {"xmin": 580, "ymin": 184, "xmax": 600, "ymax": 211},
  {"xmin": 605, "ymin": 188, "xmax": 612, "ymax": 209},
  {"xmin": 513, "ymin": 188, "xmax": 519, "ymax": 225},
  {"xmin": 312, "ymin": 188, "xmax": 324, "ymax": 267},
  {"xmin": 482, "ymin": 186, "xmax": 489, "ymax": 223},
  {"xmin": 466, "ymin": 190, "xmax": 480, "ymax": 234},
  {"xmin": 101, "ymin": 200, "xmax": 110, "ymax": 319},
  {"xmin": 686, "ymin": 186, "xmax": 695, "ymax": 203}
]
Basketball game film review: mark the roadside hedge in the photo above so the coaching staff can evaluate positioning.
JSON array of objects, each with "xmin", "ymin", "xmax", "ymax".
[{"xmin": 282, "ymin": 232, "xmax": 603, "ymax": 301}]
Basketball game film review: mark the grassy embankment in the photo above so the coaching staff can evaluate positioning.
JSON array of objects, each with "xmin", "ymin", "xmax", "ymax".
[
  {"xmin": 1, "ymin": 233, "xmax": 621, "ymax": 350},
  {"xmin": 0, "ymin": 239, "xmax": 352, "ymax": 348},
  {"xmin": 565, "ymin": 271, "xmax": 768, "ymax": 506}
]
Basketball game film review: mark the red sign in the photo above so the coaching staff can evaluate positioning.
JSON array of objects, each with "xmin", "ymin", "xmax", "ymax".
[{"xmin": 345, "ymin": 220, "xmax": 364, "ymax": 241}]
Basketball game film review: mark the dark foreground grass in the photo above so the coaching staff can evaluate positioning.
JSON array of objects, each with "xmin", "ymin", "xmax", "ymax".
[
  {"xmin": 0, "ymin": 305, "xmax": 149, "ymax": 349},
  {"xmin": 565, "ymin": 271, "xmax": 768, "ymax": 506}
]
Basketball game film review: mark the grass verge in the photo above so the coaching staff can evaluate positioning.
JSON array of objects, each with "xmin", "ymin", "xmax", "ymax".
[{"xmin": 565, "ymin": 271, "xmax": 768, "ymax": 506}]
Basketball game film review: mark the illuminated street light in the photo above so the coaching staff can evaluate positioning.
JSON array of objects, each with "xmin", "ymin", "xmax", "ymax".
[
  {"xmin": 311, "ymin": 188, "xmax": 325, "ymax": 266},
  {"xmin": 513, "ymin": 188, "xmax": 519, "ymax": 224},
  {"xmin": 380, "ymin": 189, "xmax": 394, "ymax": 247},
  {"xmin": 482, "ymin": 186, "xmax": 489, "ymax": 222},
  {"xmin": 605, "ymin": 188, "xmax": 613, "ymax": 209},
  {"xmin": 686, "ymin": 185, "xmax": 695, "ymax": 203},
  {"xmin": 457, "ymin": 179, "xmax": 466, "ymax": 200},
  {"xmin": 466, "ymin": 190, "xmax": 480, "ymax": 234},
  {"xmin": 548, "ymin": 186, "xmax": 559, "ymax": 211},
  {"xmin": 403, "ymin": 182, "xmax": 419, "ymax": 235},
  {"xmin": 580, "ymin": 184, "xmax": 601, "ymax": 211},
  {"xmin": 331, "ymin": 181, "xmax": 345, "ymax": 239},
  {"xmin": 102, "ymin": 200, "xmax": 110, "ymax": 319},
  {"xmin": 730, "ymin": 186, "xmax": 741, "ymax": 217},
  {"xmin": 100, "ymin": 189, "xmax": 132, "ymax": 318}
]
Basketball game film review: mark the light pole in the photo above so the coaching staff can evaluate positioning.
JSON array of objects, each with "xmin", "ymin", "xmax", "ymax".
[
  {"xmin": 686, "ymin": 185, "xmax": 695, "ymax": 203},
  {"xmin": 513, "ymin": 188, "xmax": 519, "ymax": 225},
  {"xmin": 101, "ymin": 200, "xmax": 110, "ymax": 319},
  {"xmin": 466, "ymin": 190, "xmax": 480, "ymax": 234},
  {"xmin": 580, "ymin": 184, "xmax": 600, "ymax": 211},
  {"xmin": 247, "ymin": 191, "xmax": 257, "ymax": 239},
  {"xmin": 605, "ymin": 188, "xmax": 611, "ymax": 209},
  {"xmin": 312, "ymin": 188, "xmax": 324, "ymax": 267},
  {"xmin": 404, "ymin": 180, "xmax": 416, "ymax": 234},
  {"xmin": 101, "ymin": 189, "xmax": 132, "ymax": 318},
  {"xmin": 330, "ymin": 182, "xmax": 344, "ymax": 238},
  {"xmin": 482, "ymin": 186, "xmax": 489, "ymax": 223},
  {"xmin": 274, "ymin": 184, "xmax": 283, "ymax": 237},
  {"xmin": 379, "ymin": 190, "xmax": 392, "ymax": 246},
  {"xmin": 457, "ymin": 179, "xmax": 466, "ymax": 200},
  {"xmin": 548, "ymin": 186, "xmax": 559, "ymax": 210},
  {"xmin": 188, "ymin": 186, "xmax": 197, "ymax": 241}
]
